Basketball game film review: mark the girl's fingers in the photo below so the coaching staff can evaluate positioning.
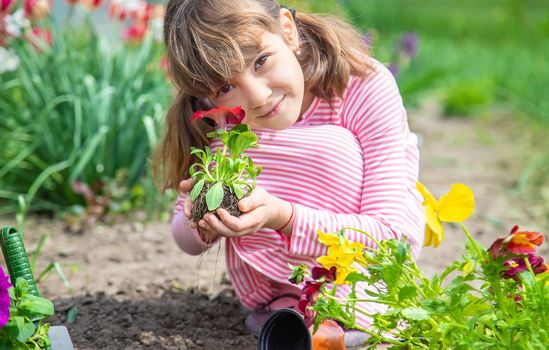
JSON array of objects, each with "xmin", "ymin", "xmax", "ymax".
[
  {"xmin": 179, "ymin": 178, "xmax": 194, "ymax": 193},
  {"xmin": 216, "ymin": 208, "xmax": 246, "ymax": 231},
  {"xmin": 204, "ymin": 212, "xmax": 239, "ymax": 237}
]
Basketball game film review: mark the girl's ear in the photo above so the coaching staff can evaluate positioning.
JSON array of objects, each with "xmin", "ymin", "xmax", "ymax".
[{"xmin": 279, "ymin": 8, "xmax": 299, "ymax": 51}]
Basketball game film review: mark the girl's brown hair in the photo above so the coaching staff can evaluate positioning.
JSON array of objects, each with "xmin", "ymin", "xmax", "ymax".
[{"xmin": 154, "ymin": 0, "xmax": 372, "ymax": 191}]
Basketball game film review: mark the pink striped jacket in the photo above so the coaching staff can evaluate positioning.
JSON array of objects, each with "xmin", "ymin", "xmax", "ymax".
[{"xmin": 172, "ymin": 59, "xmax": 425, "ymax": 328}]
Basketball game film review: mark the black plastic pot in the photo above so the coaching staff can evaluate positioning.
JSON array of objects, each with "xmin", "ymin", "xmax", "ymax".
[{"xmin": 257, "ymin": 308, "xmax": 311, "ymax": 350}]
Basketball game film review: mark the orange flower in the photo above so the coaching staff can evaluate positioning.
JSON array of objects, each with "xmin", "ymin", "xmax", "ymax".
[{"xmin": 488, "ymin": 225, "xmax": 544, "ymax": 258}]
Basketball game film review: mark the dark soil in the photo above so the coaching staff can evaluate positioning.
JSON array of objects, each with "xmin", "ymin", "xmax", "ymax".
[
  {"xmin": 191, "ymin": 183, "xmax": 241, "ymax": 222},
  {"xmin": 49, "ymin": 286, "xmax": 256, "ymax": 350}
]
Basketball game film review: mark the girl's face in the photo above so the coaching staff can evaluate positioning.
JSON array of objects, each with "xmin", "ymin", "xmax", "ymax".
[{"xmin": 208, "ymin": 10, "xmax": 310, "ymax": 130}]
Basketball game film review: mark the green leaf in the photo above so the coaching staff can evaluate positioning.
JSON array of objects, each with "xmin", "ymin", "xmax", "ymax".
[
  {"xmin": 190, "ymin": 179, "xmax": 205, "ymax": 201},
  {"xmin": 228, "ymin": 132, "xmax": 258, "ymax": 158},
  {"xmin": 67, "ymin": 305, "xmax": 78, "ymax": 323},
  {"xmin": 345, "ymin": 272, "xmax": 369, "ymax": 283},
  {"xmin": 401, "ymin": 307, "xmax": 430, "ymax": 321},
  {"xmin": 18, "ymin": 295, "xmax": 54, "ymax": 317},
  {"xmin": 398, "ymin": 286, "xmax": 418, "ymax": 301},
  {"xmin": 5, "ymin": 316, "xmax": 36, "ymax": 342},
  {"xmin": 232, "ymin": 183, "xmax": 245, "ymax": 199},
  {"xmin": 15, "ymin": 277, "xmax": 29, "ymax": 297},
  {"xmin": 205, "ymin": 182, "xmax": 224, "ymax": 211}
]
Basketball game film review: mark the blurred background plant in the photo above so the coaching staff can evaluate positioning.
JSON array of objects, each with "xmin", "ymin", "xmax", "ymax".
[{"xmin": 0, "ymin": 0, "xmax": 175, "ymax": 223}]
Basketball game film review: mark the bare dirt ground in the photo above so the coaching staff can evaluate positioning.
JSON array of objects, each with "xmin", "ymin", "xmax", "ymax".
[{"xmin": 1, "ymin": 102, "xmax": 547, "ymax": 350}]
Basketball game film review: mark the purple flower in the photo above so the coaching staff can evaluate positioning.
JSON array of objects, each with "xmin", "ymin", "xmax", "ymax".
[
  {"xmin": 388, "ymin": 63, "xmax": 400, "ymax": 77},
  {"xmin": 361, "ymin": 30, "xmax": 374, "ymax": 47},
  {"xmin": 0, "ymin": 266, "xmax": 12, "ymax": 328},
  {"xmin": 503, "ymin": 254, "xmax": 547, "ymax": 279},
  {"xmin": 400, "ymin": 32, "xmax": 419, "ymax": 58}
]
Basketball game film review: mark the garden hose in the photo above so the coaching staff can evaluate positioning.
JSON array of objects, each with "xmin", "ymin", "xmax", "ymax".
[{"xmin": 1, "ymin": 226, "xmax": 40, "ymax": 297}]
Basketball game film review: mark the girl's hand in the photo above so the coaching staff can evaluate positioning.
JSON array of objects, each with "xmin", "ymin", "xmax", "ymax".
[
  {"xmin": 180, "ymin": 178, "xmax": 219, "ymax": 243},
  {"xmin": 198, "ymin": 186, "xmax": 293, "ymax": 238}
]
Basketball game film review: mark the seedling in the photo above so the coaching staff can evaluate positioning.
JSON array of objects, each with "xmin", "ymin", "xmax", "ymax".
[{"xmin": 189, "ymin": 124, "xmax": 261, "ymax": 222}]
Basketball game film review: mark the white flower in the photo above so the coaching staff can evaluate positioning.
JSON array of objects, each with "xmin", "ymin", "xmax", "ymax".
[
  {"xmin": 150, "ymin": 18, "xmax": 163, "ymax": 42},
  {"xmin": 4, "ymin": 9, "xmax": 31, "ymax": 38},
  {"xmin": 0, "ymin": 47, "xmax": 20, "ymax": 74}
]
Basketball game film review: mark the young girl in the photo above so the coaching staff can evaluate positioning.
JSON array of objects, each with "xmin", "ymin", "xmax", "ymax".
[{"xmin": 155, "ymin": 0, "xmax": 424, "ymax": 344}]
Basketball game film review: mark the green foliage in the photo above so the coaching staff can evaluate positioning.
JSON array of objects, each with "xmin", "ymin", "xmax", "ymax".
[
  {"xmin": 300, "ymin": 230, "xmax": 549, "ymax": 349},
  {"xmin": 0, "ymin": 19, "xmax": 172, "ymax": 218},
  {"xmin": 189, "ymin": 125, "xmax": 262, "ymax": 212},
  {"xmin": 442, "ymin": 79, "xmax": 495, "ymax": 117},
  {"xmin": 0, "ymin": 278, "xmax": 54, "ymax": 349}
]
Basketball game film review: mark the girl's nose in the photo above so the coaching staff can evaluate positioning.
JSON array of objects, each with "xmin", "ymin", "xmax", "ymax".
[{"xmin": 243, "ymin": 77, "xmax": 271, "ymax": 110}]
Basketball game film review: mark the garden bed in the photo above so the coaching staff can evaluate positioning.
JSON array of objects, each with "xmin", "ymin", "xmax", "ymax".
[{"xmin": 0, "ymin": 104, "xmax": 547, "ymax": 349}]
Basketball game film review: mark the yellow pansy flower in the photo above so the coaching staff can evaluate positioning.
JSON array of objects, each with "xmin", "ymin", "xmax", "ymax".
[
  {"xmin": 317, "ymin": 241, "xmax": 365, "ymax": 284},
  {"xmin": 416, "ymin": 182, "xmax": 475, "ymax": 248},
  {"xmin": 317, "ymin": 229, "xmax": 340, "ymax": 246}
]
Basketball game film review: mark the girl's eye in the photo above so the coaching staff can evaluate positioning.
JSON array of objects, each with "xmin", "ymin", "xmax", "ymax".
[
  {"xmin": 254, "ymin": 55, "xmax": 268, "ymax": 70},
  {"xmin": 217, "ymin": 84, "xmax": 234, "ymax": 97}
]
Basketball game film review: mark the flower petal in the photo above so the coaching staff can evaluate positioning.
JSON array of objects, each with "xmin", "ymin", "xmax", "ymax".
[
  {"xmin": 317, "ymin": 229, "xmax": 340, "ymax": 246},
  {"xmin": 438, "ymin": 183, "xmax": 475, "ymax": 223},
  {"xmin": 191, "ymin": 106, "xmax": 245, "ymax": 124},
  {"xmin": 424, "ymin": 205, "xmax": 444, "ymax": 247},
  {"xmin": 507, "ymin": 232, "xmax": 543, "ymax": 255},
  {"xmin": 416, "ymin": 182, "xmax": 439, "ymax": 209}
]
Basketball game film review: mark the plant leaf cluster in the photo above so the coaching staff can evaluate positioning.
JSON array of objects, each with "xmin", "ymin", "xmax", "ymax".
[
  {"xmin": 302, "ymin": 230, "xmax": 549, "ymax": 349},
  {"xmin": 0, "ymin": 278, "xmax": 54, "ymax": 350},
  {"xmin": 189, "ymin": 124, "xmax": 262, "ymax": 212},
  {"xmin": 0, "ymin": 15, "xmax": 172, "ymax": 218}
]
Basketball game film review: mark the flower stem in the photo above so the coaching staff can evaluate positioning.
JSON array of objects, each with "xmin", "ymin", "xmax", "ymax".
[{"xmin": 459, "ymin": 222, "xmax": 484, "ymax": 259}]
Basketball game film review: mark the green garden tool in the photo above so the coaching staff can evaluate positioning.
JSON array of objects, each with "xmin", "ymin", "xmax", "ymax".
[{"xmin": 1, "ymin": 226, "xmax": 74, "ymax": 350}]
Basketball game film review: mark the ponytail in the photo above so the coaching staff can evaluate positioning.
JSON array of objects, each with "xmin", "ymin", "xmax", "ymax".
[
  {"xmin": 294, "ymin": 13, "xmax": 373, "ymax": 99},
  {"xmin": 153, "ymin": 92, "xmax": 213, "ymax": 191}
]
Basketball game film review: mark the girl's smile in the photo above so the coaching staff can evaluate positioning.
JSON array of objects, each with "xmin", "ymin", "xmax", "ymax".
[{"xmin": 257, "ymin": 95, "xmax": 285, "ymax": 119}]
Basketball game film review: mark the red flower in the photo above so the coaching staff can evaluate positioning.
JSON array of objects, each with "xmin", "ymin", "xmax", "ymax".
[
  {"xmin": 29, "ymin": 27, "xmax": 52, "ymax": 51},
  {"xmin": 311, "ymin": 266, "xmax": 336, "ymax": 282},
  {"xmin": 122, "ymin": 23, "xmax": 147, "ymax": 43},
  {"xmin": 81, "ymin": 0, "xmax": 101, "ymax": 11},
  {"xmin": 1, "ymin": 0, "xmax": 15, "ymax": 14},
  {"xmin": 191, "ymin": 105, "xmax": 245, "ymax": 125},
  {"xmin": 503, "ymin": 254, "xmax": 547, "ymax": 279},
  {"xmin": 24, "ymin": 0, "xmax": 50, "ymax": 20},
  {"xmin": 108, "ymin": 2, "xmax": 127, "ymax": 21},
  {"xmin": 488, "ymin": 225, "xmax": 544, "ymax": 258},
  {"xmin": 297, "ymin": 281, "xmax": 324, "ymax": 327}
]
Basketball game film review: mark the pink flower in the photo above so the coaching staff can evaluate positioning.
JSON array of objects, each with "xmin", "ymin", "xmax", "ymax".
[
  {"xmin": 0, "ymin": 266, "xmax": 11, "ymax": 328},
  {"xmin": 488, "ymin": 225, "xmax": 544, "ymax": 258},
  {"xmin": 23, "ymin": 0, "xmax": 50, "ymax": 21},
  {"xmin": 191, "ymin": 105, "xmax": 245, "ymax": 125}
]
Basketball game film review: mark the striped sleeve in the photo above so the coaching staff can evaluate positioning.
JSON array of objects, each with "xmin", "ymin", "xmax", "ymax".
[
  {"xmin": 289, "ymin": 63, "xmax": 422, "ymax": 256},
  {"xmin": 171, "ymin": 192, "xmax": 220, "ymax": 255}
]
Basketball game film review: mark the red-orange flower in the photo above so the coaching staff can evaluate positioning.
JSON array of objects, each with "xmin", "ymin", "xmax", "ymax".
[
  {"xmin": 488, "ymin": 225, "xmax": 544, "ymax": 258},
  {"xmin": 191, "ymin": 105, "xmax": 245, "ymax": 125}
]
